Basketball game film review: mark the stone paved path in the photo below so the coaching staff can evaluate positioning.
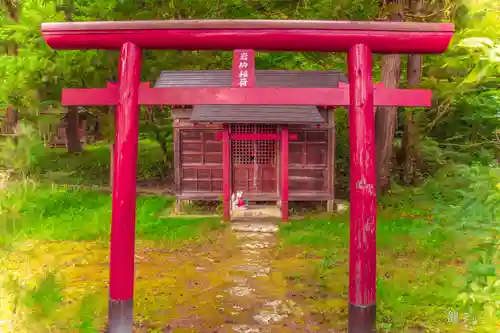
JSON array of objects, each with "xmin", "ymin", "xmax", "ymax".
[
  {"xmin": 157, "ymin": 207, "xmax": 335, "ymax": 332},
  {"xmin": 212, "ymin": 211, "xmax": 323, "ymax": 333},
  {"xmin": 223, "ymin": 220, "xmax": 285, "ymax": 332}
]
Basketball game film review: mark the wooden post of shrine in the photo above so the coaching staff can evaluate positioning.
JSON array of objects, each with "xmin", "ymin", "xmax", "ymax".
[
  {"xmin": 347, "ymin": 44, "xmax": 377, "ymax": 333},
  {"xmin": 222, "ymin": 123, "xmax": 231, "ymax": 221},
  {"xmin": 108, "ymin": 41, "xmax": 142, "ymax": 333},
  {"xmin": 281, "ymin": 125, "xmax": 289, "ymax": 222}
]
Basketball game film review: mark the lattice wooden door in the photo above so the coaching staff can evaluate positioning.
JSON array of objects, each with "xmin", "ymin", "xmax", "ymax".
[{"xmin": 231, "ymin": 124, "xmax": 278, "ymax": 194}]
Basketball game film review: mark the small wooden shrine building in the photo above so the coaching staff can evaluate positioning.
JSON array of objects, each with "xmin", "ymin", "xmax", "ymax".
[
  {"xmin": 157, "ymin": 68, "xmax": 347, "ymax": 212},
  {"xmin": 46, "ymin": 110, "xmax": 88, "ymax": 148}
]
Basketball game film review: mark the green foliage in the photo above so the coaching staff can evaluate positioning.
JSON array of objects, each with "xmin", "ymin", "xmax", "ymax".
[
  {"xmin": 31, "ymin": 140, "xmax": 165, "ymax": 185},
  {"xmin": 0, "ymin": 181, "xmax": 223, "ymax": 333},
  {"xmin": 139, "ymin": 106, "xmax": 173, "ymax": 171},
  {"xmin": 3, "ymin": 271, "xmax": 64, "ymax": 333},
  {"xmin": 442, "ymin": 165, "xmax": 499, "ymax": 235},
  {"xmin": 0, "ymin": 0, "xmax": 496, "ymax": 190},
  {"xmin": 334, "ymin": 107, "xmax": 350, "ymax": 193},
  {"xmin": 21, "ymin": 272, "xmax": 63, "ymax": 322},
  {"xmin": 0, "ymin": 0, "xmax": 381, "ymax": 116},
  {"xmin": 280, "ymin": 164, "xmax": 499, "ymax": 332},
  {"xmin": 458, "ymin": 261, "xmax": 500, "ymax": 332},
  {"xmin": 0, "ymin": 122, "xmax": 46, "ymax": 175},
  {"xmin": 72, "ymin": 294, "xmax": 101, "ymax": 333},
  {"xmin": 280, "ymin": 211, "xmax": 466, "ymax": 332},
  {"xmin": 441, "ymin": 165, "xmax": 499, "ymax": 332},
  {"xmin": 382, "ymin": 164, "xmax": 499, "ymax": 331},
  {"xmin": 0, "ymin": 182, "xmax": 220, "ymax": 246},
  {"xmin": 420, "ymin": 0, "xmax": 500, "ymax": 161}
]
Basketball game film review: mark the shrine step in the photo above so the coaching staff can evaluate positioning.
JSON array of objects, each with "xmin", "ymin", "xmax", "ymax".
[
  {"xmin": 230, "ymin": 221, "xmax": 279, "ymax": 234},
  {"xmin": 231, "ymin": 204, "xmax": 281, "ymax": 220}
]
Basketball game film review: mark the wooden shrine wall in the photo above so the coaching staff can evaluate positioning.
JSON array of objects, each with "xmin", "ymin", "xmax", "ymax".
[
  {"xmin": 287, "ymin": 110, "xmax": 334, "ymax": 199},
  {"xmin": 174, "ymin": 119, "xmax": 223, "ymax": 198},
  {"xmin": 173, "ymin": 109, "xmax": 334, "ymax": 201}
]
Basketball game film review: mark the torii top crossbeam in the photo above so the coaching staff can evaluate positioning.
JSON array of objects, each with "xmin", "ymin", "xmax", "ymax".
[{"xmin": 41, "ymin": 19, "xmax": 453, "ymax": 53}]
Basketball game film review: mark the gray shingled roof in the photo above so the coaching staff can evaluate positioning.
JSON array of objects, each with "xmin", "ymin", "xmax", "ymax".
[
  {"xmin": 154, "ymin": 70, "xmax": 347, "ymax": 88},
  {"xmin": 190, "ymin": 105, "xmax": 324, "ymax": 124},
  {"xmin": 155, "ymin": 70, "xmax": 347, "ymax": 124}
]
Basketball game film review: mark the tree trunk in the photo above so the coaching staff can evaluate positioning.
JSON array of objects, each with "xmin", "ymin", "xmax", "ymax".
[
  {"xmin": 4, "ymin": 104, "xmax": 19, "ymax": 134},
  {"xmin": 375, "ymin": 0, "xmax": 404, "ymax": 195},
  {"xmin": 3, "ymin": 0, "xmax": 19, "ymax": 55},
  {"xmin": 402, "ymin": 0, "xmax": 424, "ymax": 185},
  {"xmin": 402, "ymin": 55, "xmax": 422, "ymax": 185},
  {"xmin": 7, "ymin": 43, "xmax": 18, "ymax": 56},
  {"xmin": 3, "ymin": 1, "xmax": 19, "ymax": 131},
  {"xmin": 65, "ymin": 107, "xmax": 83, "ymax": 153},
  {"xmin": 62, "ymin": 0, "xmax": 73, "ymax": 22},
  {"xmin": 58, "ymin": 2, "xmax": 80, "ymax": 154}
]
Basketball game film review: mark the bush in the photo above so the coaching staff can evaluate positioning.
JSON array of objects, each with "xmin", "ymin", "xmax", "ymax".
[
  {"xmin": 389, "ymin": 164, "xmax": 500, "ymax": 332},
  {"xmin": 0, "ymin": 122, "xmax": 46, "ymax": 176}
]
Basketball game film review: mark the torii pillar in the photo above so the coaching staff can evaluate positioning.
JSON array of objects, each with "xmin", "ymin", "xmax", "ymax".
[
  {"xmin": 108, "ymin": 42, "xmax": 142, "ymax": 331},
  {"xmin": 347, "ymin": 44, "xmax": 377, "ymax": 332}
]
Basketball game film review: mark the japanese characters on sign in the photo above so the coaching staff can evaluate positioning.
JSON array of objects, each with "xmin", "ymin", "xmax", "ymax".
[
  {"xmin": 232, "ymin": 50, "xmax": 255, "ymax": 88},
  {"xmin": 238, "ymin": 52, "xmax": 249, "ymax": 87}
]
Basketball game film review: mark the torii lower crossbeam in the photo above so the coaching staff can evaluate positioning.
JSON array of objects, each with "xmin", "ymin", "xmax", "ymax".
[{"xmin": 61, "ymin": 84, "xmax": 431, "ymax": 107}]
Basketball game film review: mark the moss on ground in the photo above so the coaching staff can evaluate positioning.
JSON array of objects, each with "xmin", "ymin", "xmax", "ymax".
[
  {"xmin": 1, "ymin": 183, "xmax": 225, "ymax": 332},
  {"xmin": 1, "ymin": 181, "xmax": 495, "ymax": 332}
]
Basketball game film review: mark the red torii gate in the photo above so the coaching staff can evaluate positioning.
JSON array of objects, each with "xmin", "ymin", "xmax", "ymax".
[{"xmin": 40, "ymin": 20, "xmax": 453, "ymax": 333}]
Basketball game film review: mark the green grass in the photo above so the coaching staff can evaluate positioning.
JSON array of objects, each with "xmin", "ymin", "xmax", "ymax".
[
  {"xmin": 1, "ymin": 163, "xmax": 496, "ymax": 332},
  {"xmin": 0, "ymin": 182, "xmax": 221, "ymax": 248},
  {"xmin": 278, "ymin": 164, "xmax": 499, "ymax": 333},
  {"xmin": 278, "ymin": 208, "xmax": 472, "ymax": 332},
  {"xmin": 0, "ymin": 181, "xmax": 223, "ymax": 333},
  {"xmin": 31, "ymin": 139, "xmax": 166, "ymax": 185}
]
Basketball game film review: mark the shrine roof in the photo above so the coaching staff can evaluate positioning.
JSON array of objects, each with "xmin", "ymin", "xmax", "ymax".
[
  {"xmin": 190, "ymin": 105, "xmax": 324, "ymax": 124},
  {"xmin": 154, "ymin": 70, "xmax": 348, "ymax": 88},
  {"xmin": 156, "ymin": 70, "xmax": 342, "ymax": 124}
]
